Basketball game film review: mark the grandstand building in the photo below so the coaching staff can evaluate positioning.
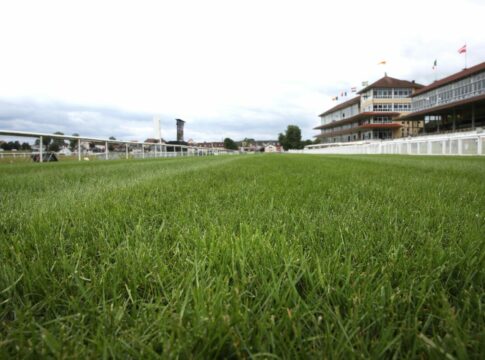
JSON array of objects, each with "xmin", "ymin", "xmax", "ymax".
[
  {"xmin": 315, "ymin": 76, "xmax": 424, "ymax": 143},
  {"xmin": 399, "ymin": 61, "xmax": 485, "ymax": 132}
]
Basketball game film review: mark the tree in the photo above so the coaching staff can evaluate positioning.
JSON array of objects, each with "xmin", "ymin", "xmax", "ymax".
[
  {"xmin": 49, "ymin": 132, "xmax": 66, "ymax": 152},
  {"xmin": 35, "ymin": 136, "xmax": 52, "ymax": 150},
  {"xmin": 21, "ymin": 142, "xmax": 31, "ymax": 151},
  {"xmin": 70, "ymin": 133, "xmax": 79, "ymax": 151},
  {"xmin": 223, "ymin": 138, "xmax": 238, "ymax": 150},
  {"xmin": 278, "ymin": 133, "xmax": 286, "ymax": 149},
  {"xmin": 108, "ymin": 136, "xmax": 116, "ymax": 151},
  {"xmin": 279, "ymin": 125, "xmax": 302, "ymax": 150},
  {"xmin": 2, "ymin": 141, "xmax": 21, "ymax": 150}
]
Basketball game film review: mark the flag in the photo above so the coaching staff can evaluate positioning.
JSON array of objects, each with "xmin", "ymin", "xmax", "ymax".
[
  {"xmin": 458, "ymin": 44, "xmax": 466, "ymax": 54},
  {"xmin": 340, "ymin": 91, "xmax": 344, "ymax": 97},
  {"xmin": 332, "ymin": 96, "xmax": 338, "ymax": 101},
  {"xmin": 378, "ymin": 60, "xmax": 386, "ymax": 65},
  {"xmin": 344, "ymin": 92, "xmax": 347, "ymax": 96},
  {"xmin": 362, "ymin": 81, "xmax": 369, "ymax": 87},
  {"xmin": 351, "ymin": 87, "xmax": 357, "ymax": 92},
  {"xmin": 432, "ymin": 59, "xmax": 437, "ymax": 70}
]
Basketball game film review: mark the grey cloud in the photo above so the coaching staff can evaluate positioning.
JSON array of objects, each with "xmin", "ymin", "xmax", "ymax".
[
  {"xmin": 0, "ymin": 99, "xmax": 159, "ymax": 140},
  {"xmin": 0, "ymin": 98, "xmax": 319, "ymax": 142}
]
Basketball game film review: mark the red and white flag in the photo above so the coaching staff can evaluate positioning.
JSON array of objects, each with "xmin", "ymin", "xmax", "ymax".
[{"xmin": 458, "ymin": 44, "xmax": 467, "ymax": 54}]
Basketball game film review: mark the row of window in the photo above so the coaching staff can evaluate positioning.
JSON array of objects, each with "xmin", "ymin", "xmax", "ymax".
[
  {"xmin": 325, "ymin": 128, "xmax": 400, "ymax": 142},
  {"xmin": 373, "ymin": 103, "xmax": 411, "ymax": 111},
  {"xmin": 323, "ymin": 117, "xmax": 423, "ymax": 132},
  {"xmin": 412, "ymin": 73, "xmax": 485, "ymax": 112},
  {"xmin": 373, "ymin": 88, "xmax": 412, "ymax": 98},
  {"xmin": 360, "ymin": 129, "xmax": 393, "ymax": 140}
]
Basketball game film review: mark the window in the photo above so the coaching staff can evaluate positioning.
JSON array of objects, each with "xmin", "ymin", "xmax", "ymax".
[
  {"xmin": 373, "ymin": 89, "xmax": 393, "ymax": 98},
  {"xmin": 373, "ymin": 116, "xmax": 392, "ymax": 124},
  {"xmin": 373, "ymin": 103, "xmax": 393, "ymax": 112},
  {"xmin": 373, "ymin": 129, "xmax": 393, "ymax": 140},
  {"xmin": 412, "ymin": 72, "xmax": 485, "ymax": 112},
  {"xmin": 393, "ymin": 103, "xmax": 411, "ymax": 111},
  {"xmin": 393, "ymin": 88, "xmax": 411, "ymax": 98}
]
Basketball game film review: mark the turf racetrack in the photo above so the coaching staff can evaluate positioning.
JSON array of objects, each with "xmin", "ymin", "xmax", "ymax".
[{"xmin": 1, "ymin": 155, "xmax": 484, "ymax": 358}]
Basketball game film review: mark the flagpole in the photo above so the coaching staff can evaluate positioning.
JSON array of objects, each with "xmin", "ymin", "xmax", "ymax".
[{"xmin": 465, "ymin": 43, "xmax": 467, "ymax": 69}]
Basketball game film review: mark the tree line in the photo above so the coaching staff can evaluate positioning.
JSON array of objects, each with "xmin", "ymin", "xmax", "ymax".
[
  {"xmin": 222, "ymin": 125, "xmax": 314, "ymax": 151},
  {"xmin": 0, "ymin": 141, "xmax": 32, "ymax": 151},
  {"xmin": 278, "ymin": 125, "xmax": 313, "ymax": 150}
]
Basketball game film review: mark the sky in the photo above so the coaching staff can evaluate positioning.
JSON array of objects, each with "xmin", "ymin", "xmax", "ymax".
[{"xmin": 1, "ymin": 0, "xmax": 484, "ymax": 142}]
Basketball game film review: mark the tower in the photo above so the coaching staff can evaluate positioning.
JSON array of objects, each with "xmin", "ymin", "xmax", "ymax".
[
  {"xmin": 153, "ymin": 115, "xmax": 161, "ymax": 143},
  {"xmin": 176, "ymin": 119, "xmax": 185, "ymax": 142}
]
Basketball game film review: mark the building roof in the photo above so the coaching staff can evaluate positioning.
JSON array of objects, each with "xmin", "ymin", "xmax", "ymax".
[
  {"xmin": 318, "ymin": 96, "xmax": 360, "ymax": 117},
  {"xmin": 412, "ymin": 61, "xmax": 485, "ymax": 96},
  {"xmin": 358, "ymin": 75, "xmax": 424, "ymax": 94}
]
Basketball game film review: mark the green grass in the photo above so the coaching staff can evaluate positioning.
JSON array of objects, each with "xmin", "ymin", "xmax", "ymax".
[{"xmin": 1, "ymin": 154, "xmax": 484, "ymax": 358}]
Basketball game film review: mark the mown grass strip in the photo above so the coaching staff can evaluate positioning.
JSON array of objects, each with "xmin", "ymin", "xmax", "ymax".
[{"xmin": 1, "ymin": 154, "xmax": 484, "ymax": 358}]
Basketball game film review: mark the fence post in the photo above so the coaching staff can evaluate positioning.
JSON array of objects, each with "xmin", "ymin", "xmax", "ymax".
[
  {"xmin": 458, "ymin": 138, "xmax": 463, "ymax": 155},
  {"xmin": 142, "ymin": 144, "xmax": 145, "ymax": 159},
  {"xmin": 427, "ymin": 140, "xmax": 432, "ymax": 155},
  {"xmin": 105, "ymin": 141, "xmax": 109, "ymax": 160},
  {"xmin": 477, "ymin": 135, "xmax": 482, "ymax": 155},
  {"xmin": 126, "ymin": 144, "xmax": 128, "ymax": 159},
  {"xmin": 39, "ymin": 136, "xmax": 43, "ymax": 162}
]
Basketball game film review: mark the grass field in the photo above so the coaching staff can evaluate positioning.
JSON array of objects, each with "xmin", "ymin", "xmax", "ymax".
[{"xmin": 1, "ymin": 154, "xmax": 484, "ymax": 358}]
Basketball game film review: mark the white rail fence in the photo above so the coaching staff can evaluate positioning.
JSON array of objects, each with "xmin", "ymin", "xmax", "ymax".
[
  {"xmin": 0, "ymin": 130, "xmax": 239, "ymax": 162},
  {"xmin": 293, "ymin": 130, "xmax": 485, "ymax": 156}
]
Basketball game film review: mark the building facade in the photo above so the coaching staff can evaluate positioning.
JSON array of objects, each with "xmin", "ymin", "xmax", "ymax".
[
  {"xmin": 399, "ymin": 61, "xmax": 485, "ymax": 132},
  {"xmin": 315, "ymin": 76, "xmax": 424, "ymax": 143}
]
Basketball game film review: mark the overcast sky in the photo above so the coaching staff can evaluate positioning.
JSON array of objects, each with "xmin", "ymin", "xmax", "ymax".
[{"xmin": 1, "ymin": 0, "xmax": 484, "ymax": 142}]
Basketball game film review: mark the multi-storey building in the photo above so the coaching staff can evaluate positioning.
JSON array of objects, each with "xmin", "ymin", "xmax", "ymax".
[
  {"xmin": 399, "ymin": 61, "xmax": 485, "ymax": 132},
  {"xmin": 315, "ymin": 76, "xmax": 424, "ymax": 143}
]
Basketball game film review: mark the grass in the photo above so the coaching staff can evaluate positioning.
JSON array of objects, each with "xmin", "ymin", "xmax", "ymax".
[{"xmin": 0, "ymin": 154, "xmax": 484, "ymax": 358}]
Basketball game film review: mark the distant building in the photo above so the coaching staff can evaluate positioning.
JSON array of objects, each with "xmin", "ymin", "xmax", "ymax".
[
  {"xmin": 264, "ymin": 144, "xmax": 282, "ymax": 152},
  {"xmin": 58, "ymin": 148, "xmax": 72, "ymax": 156},
  {"xmin": 399, "ymin": 61, "xmax": 485, "ymax": 132},
  {"xmin": 254, "ymin": 140, "xmax": 278, "ymax": 146},
  {"xmin": 176, "ymin": 119, "xmax": 186, "ymax": 142},
  {"xmin": 315, "ymin": 76, "xmax": 424, "ymax": 143},
  {"xmin": 195, "ymin": 142, "xmax": 225, "ymax": 149}
]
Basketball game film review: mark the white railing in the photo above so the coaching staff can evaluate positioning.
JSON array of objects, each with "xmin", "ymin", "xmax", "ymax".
[
  {"xmin": 0, "ymin": 130, "xmax": 240, "ymax": 162},
  {"xmin": 294, "ymin": 130, "xmax": 485, "ymax": 156}
]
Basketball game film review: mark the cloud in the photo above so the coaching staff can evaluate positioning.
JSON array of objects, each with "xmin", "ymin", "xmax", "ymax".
[
  {"xmin": 0, "ymin": 98, "xmax": 319, "ymax": 142},
  {"xmin": 0, "ymin": 99, "xmax": 153, "ymax": 140}
]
